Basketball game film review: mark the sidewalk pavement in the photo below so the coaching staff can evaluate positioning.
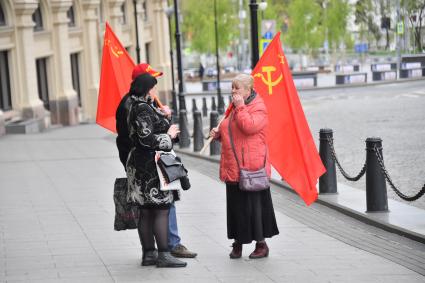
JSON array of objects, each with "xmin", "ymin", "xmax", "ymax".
[
  {"xmin": 178, "ymin": 148, "xmax": 425, "ymax": 244},
  {"xmin": 1, "ymin": 124, "xmax": 425, "ymax": 282}
]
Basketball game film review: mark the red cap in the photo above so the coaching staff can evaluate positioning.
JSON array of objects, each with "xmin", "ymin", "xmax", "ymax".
[{"xmin": 132, "ymin": 63, "xmax": 163, "ymax": 80}]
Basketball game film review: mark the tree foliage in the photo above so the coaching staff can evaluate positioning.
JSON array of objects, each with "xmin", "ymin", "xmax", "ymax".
[
  {"xmin": 402, "ymin": 0, "xmax": 425, "ymax": 51},
  {"xmin": 181, "ymin": 0, "xmax": 238, "ymax": 53},
  {"xmin": 324, "ymin": 0, "xmax": 350, "ymax": 50},
  {"xmin": 354, "ymin": 0, "xmax": 382, "ymax": 47},
  {"xmin": 286, "ymin": 0, "xmax": 323, "ymax": 52}
]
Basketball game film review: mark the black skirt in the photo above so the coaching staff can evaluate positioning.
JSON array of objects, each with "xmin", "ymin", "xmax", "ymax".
[{"xmin": 226, "ymin": 183, "xmax": 279, "ymax": 244}]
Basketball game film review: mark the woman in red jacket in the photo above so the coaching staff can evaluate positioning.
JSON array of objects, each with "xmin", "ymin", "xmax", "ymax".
[{"xmin": 210, "ymin": 74, "xmax": 279, "ymax": 259}]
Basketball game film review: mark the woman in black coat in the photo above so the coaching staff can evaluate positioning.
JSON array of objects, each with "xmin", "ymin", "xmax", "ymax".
[{"xmin": 126, "ymin": 73, "xmax": 186, "ymax": 268}]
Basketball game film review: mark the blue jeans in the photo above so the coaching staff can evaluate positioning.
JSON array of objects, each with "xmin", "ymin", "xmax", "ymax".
[{"xmin": 168, "ymin": 202, "xmax": 181, "ymax": 250}]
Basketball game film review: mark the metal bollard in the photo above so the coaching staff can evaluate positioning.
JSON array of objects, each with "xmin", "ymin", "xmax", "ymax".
[
  {"xmin": 209, "ymin": 111, "xmax": 221, "ymax": 155},
  {"xmin": 191, "ymin": 98, "xmax": 198, "ymax": 114},
  {"xmin": 218, "ymin": 96, "xmax": 225, "ymax": 115},
  {"xmin": 202, "ymin": 97, "xmax": 208, "ymax": 117},
  {"xmin": 211, "ymin": 97, "xmax": 217, "ymax": 111},
  {"xmin": 365, "ymin": 137, "xmax": 388, "ymax": 212},
  {"xmin": 319, "ymin": 129, "xmax": 337, "ymax": 194},
  {"xmin": 178, "ymin": 110, "xmax": 191, "ymax": 148},
  {"xmin": 193, "ymin": 111, "xmax": 204, "ymax": 152}
]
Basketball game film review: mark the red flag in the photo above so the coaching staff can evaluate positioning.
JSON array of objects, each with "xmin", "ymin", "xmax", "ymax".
[
  {"xmin": 252, "ymin": 32, "xmax": 326, "ymax": 205},
  {"xmin": 96, "ymin": 22, "xmax": 136, "ymax": 132}
]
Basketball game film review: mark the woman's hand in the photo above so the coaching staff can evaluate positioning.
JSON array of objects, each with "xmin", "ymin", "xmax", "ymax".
[
  {"xmin": 167, "ymin": 124, "xmax": 180, "ymax": 139},
  {"xmin": 209, "ymin": 127, "xmax": 220, "ymax": 139},
  {"xmin": 232, "ymin": 93, "xmax": 244, "ymax": 108}
]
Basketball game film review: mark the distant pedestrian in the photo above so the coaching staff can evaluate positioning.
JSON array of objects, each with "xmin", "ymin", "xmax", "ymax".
[
  {"xmin": 199, "ymin": 63, "xmax": 204, "ymax": 81},
  {"xmin": 209, "ymin": 73, "xmax": 279, "ymax": 259}
]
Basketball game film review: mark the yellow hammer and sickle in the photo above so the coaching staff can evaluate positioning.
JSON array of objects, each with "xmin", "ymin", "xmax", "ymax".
[
  {"xmin": 254, "ymin": 66, "xmax": 282, "ymax": 95},
  {"xmin": 110, "ymin": 45, "xmax": 123, "ymax": 58}
]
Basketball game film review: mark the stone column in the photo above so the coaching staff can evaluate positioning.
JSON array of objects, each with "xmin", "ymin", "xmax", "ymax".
[
  {"xmin": 107, "ymin": 0, "xmax": 125, "ymax": 34},
  {"xmin": 81, "ymin": 0, "xmax": 101, "ymax": 121},
  {"xmin": 151, "ymin": 0, "xmax": 172, "ymax": 105},
  {"xmin": 13, "ymin": 0, "xmax": 45, "ymax": 120},
  {"xmin": 49, "ymin": 0, "xmax": 79, "ymax": 125}
]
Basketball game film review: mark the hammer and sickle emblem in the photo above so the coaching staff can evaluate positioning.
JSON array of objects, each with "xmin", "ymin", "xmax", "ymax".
[
  {"xmin": 110, "ymin": 45, "xmax": 124, "ymax": 58},
  {"xmin": 253, "ymin": 66, "xmax": 282, "ymax": 95}
]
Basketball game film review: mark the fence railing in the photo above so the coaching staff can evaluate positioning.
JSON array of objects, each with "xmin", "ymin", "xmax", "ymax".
[{"xmin": 319, "ymin": 128, "xmax": 425, "ymax": 212}]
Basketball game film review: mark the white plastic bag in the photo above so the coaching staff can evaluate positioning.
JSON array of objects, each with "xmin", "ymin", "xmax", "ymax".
[{"xmin": 155, "ymin": 151, "xmax": 182, "ymax": 191}]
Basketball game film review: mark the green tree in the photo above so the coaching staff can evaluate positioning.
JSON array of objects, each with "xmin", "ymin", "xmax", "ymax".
[
  {"xmin": 324, "ymin": 0, "xmax": 351, "ymax": 50},
  {"xmin": 354, "ymin": 0, "xmax": 381, "ymax": 49},
  {"xmin": 181, "ymin": 0, "xmax": 238, "ymax": 53},
  {"xmin": 286, "ymin": 0, "xmax": 323, "ymax": 53},
  {"xmin": 402, "ymin": 0, "xmax": 425, "ymax": 51}
]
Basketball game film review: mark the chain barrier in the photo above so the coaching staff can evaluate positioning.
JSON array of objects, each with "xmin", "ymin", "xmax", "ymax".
[
  {"xmin": 326, "ymin": 137, "xmax": 367, "ymax": 182},
  {"xmin": 373, "ymin": 145, "xmax": 425, "ymax": 202}
]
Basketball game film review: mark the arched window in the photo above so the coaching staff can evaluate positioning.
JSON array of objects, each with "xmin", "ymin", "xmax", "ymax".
[
  {"xmin": 67, "ymin": 5, "xmax": 76, "ymax": 27},
  {"xmin": 32, "ymin": 6, "xmax": 44, "ymax": 31},
  {"xmin": 0, "ymin": 3, "xmax": 6, "ymax": 26}
]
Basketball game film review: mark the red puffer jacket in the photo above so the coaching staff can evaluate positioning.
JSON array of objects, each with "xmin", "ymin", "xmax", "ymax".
[{"xmin": 218, "ymin": 93, "xmax": 271, "ymax": 182}]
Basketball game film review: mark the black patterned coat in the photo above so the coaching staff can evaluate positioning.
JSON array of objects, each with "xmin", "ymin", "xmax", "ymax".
[{"xmin": 126, "ymin": 96, "xmax": 176, "ymax": 207}]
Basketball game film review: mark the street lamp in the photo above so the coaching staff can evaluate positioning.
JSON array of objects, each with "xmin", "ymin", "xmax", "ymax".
[
  {"xmin": 173, "ymin": 0, "xmax": 186, "ymax": 110},
  {"xmin": 249, "ymin": 0, "xmax": 267, "ymax": 68},
  {"xmin": 214, "ymin": 0, "xmax": 224, "ymax": 114},
  {"xmin": 133, "ymin": 0, "xmax": 141, "ymax": 63},
  {"xmin": 164, "ymin": 5, "xmax": 178, "ymax": 121},
  {"xmin": 249, "ymin": 0, "xmax": 259, "ymax": 68}
]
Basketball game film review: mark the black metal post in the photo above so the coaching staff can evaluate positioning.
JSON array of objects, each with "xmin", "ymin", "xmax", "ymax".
[
  {"xmin": 173, "ymin": 0, "xmax": 186, "ymax": 110},
  {"xmin": 319, "ymin": 129, "xmax": 337, "ymax": 194},
  {"xmin": 133, "ymin": 0, "xmax": 141, "ymax": 63},
  {"xmin": 210, "ymin": 111, "xmax": 221, "ymax": 155},
  {"xmin": 214, "ymin": 0, "xmax": 224, "ymax": 114},
  {"xmin": 211, "ymin": 97, "xmax": 217, "ymax": 111},
  {"xmin": 365, "ymin": 137, "xmax": 389, "ymax": 212},
  {"xmin": 202, "ymin": 97, "xmax": 208, "ymax": 117},
  {"xmin": 249, "ymin": 0, "xmax": 259, "ymax": 68},
  {"xmin": 191, "ymin": 98, "xmax": 198, "ymax": 114},
  {"xmin": 193, "ymin": 110, "xmax": 204, "ymax": 152},
  {"xmin": 178, "ymin": 110, "xmax": 190, "ymax": 148},
  {"xmin": 165, "ymin": 4, "xmax": 178, "ymax": 122}
]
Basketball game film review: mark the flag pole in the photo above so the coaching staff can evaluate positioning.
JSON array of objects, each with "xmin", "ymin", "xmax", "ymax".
[{"xmin": 199, "ymin": 115, "xmax": 225, "ymax": 155}]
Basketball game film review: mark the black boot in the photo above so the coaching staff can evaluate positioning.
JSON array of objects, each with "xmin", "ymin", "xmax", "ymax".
[
  {"xmin": 141, "ymin": 249, "xmax": 158, "ymax": 266},
  {"xmin": 156, "ymin": 251, "xmax": 187, "ymax": 268}
]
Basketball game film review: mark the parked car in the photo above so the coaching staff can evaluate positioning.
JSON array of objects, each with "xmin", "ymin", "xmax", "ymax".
[
  {"xmin": 205, "ymin": 67, "xmax": 218, "ymax": 77},
  {"xmin": 183, "ymin": 68, "xmax": 199, "ymax": 79}
]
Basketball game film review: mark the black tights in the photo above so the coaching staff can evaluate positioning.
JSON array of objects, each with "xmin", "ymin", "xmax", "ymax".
[{"xmin": 138, "ymin": 208, "xmax": 170, "ymax": 252}]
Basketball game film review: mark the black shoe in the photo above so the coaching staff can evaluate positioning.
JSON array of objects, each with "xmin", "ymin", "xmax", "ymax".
[
  {"xmin": 156, "ymin": 252, "xmax": 187, "ymax": 268},
  {"xmin": 141, "ymin": 250, "xmax": 158, "ymax": 266}
]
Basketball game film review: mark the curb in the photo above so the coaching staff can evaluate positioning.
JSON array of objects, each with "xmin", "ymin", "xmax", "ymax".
[
  {"xmin": 175, "ymin": 147, "xmax": 425, "ymax": 244},
  {"xmin": 185, "ymin": 76, "xmax": 425, "ymax": 95}
]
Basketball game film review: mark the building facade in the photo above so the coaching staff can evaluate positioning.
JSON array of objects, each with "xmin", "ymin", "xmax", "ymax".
[{"xmin": 0, "ymin": 0, "xmax": 172, "ymax": 135}]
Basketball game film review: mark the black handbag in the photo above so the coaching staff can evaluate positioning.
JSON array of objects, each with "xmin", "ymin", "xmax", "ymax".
[
  {"xmin": 113, "ymin": 178, "xmax": 140, "ymax": 231},
  {"xmin": 157, "ymin": 152, "xmax": 191, "ymax": 190}
]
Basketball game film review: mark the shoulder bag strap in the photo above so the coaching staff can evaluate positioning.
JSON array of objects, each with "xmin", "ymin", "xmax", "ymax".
[{"xmin": 228, "ymin": 111, "xmax": 267, "ymax": 169}]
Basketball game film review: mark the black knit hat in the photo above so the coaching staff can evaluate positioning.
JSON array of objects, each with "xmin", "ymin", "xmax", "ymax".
[{"xmin": 129, "ymin": 73, "xmax": 158, "ymax": 97}]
